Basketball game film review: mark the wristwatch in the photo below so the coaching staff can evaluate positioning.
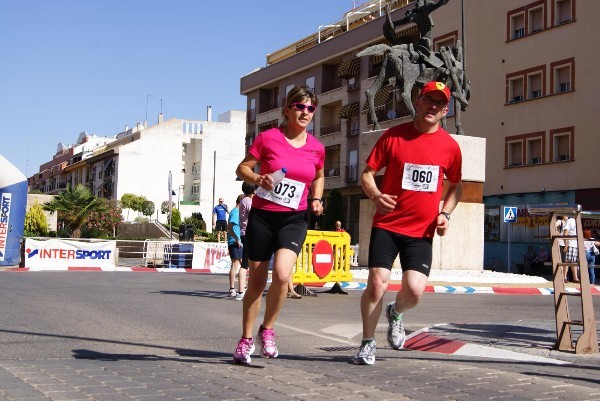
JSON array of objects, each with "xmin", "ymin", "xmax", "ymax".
[{"xmin": 440, "ymin": 212, "xmax": 451, "ymax": 221}]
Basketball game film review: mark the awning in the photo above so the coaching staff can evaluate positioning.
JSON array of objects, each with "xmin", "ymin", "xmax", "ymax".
[
  {"xmin": 337, "ymin": 58, "xmax": 361, "ymax": 79},
  {"xmin": 362, "ymin": 84, "xmax": 393, "ymax": 113},
  {"xmin": 339, "ymin": 102, "xmax": 359, "ymax": 119}
]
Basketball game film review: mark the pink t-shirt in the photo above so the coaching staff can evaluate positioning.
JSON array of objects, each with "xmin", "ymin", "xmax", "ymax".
[{"xmin": 249, "ymin": 127, "xmax": 325, "ymax": 212}]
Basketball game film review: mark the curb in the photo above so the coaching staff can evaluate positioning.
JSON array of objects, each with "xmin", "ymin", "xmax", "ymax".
[{"xmin": 6, "ymin": 267, "xmax": 600, "ymax": 296}]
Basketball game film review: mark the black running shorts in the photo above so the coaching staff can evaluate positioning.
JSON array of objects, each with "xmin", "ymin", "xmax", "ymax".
[
  {"xmin": 368, "ymin": 227, "xmax": 433, "ymax": 276},
  {"xmin": 246, "ymin": 208, "xmax": 308, "ymax": 262},
  {"xmin": 215, "ymin": 220, "xmax": 227, "ymax": 232}
]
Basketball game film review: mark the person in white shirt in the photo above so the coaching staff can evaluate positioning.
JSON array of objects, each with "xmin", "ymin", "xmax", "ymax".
[{"xmin": 563, "ymin": 216, "xmax": 579, "ymax": 282}]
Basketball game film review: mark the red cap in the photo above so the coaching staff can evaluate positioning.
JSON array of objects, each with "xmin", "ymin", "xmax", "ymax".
[{"xmin": 419, "ymin": 81, "xmax": 451, "ymax": 103}]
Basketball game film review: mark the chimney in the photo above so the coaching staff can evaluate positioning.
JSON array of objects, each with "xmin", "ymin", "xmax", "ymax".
[
  {"xmin": 158, "ymin": 113, "xmax": 163, "ymax": 123},
  {"xmin": 125, "ymin": 125, "xmax": 129, "ymax": 132},
  {"xmin": 207, "ymin": 106, "xmax": 212, "ymax": 122}
]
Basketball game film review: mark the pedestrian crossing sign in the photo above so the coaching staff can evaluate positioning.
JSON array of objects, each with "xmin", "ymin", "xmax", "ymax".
[{"xmin": 503, "ymin": 206, "xmax": 517, "ymax": 223}]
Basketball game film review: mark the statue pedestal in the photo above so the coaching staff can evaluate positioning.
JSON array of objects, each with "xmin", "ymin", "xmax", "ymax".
[{"xmin": 358, "ymin": 131, "xmax": 486, "ymax": 271}]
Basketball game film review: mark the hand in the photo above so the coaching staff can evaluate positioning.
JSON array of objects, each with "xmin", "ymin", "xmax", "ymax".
[
  {"xmin": 373, "ymin": 193, "xmax": 397, "ymax": 215},
  {"xmin": 311, "ymin": 199, "xmax": 324, "ymax": 216},
  {"xmin": 436, "ymin": 213, "xmax": 450, "ymax": 236},
  {"xmin": 237, "ymin": 240, "xmax": 243, "ymax": 248},
  {"xmin": 256, "ymin": 173, "xmax": 274, "ymax": 191}
]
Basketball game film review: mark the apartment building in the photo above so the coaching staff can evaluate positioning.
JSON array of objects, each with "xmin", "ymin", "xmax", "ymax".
[
  {"xmin": 28, "ymin": 110, "xmax": 246, "ymax": 227},
  {"xmin": 241, "ymin": 0, "xmax": 591, "ymax": 270}
]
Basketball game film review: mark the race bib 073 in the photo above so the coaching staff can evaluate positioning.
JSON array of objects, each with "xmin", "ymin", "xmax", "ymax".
[
  {"xmin": 402, "ymin": 163, "xmax": 439, "ymax": 192},
  {"xmin": 259, "ymin": 177, "xmax": 305, "ymax": 209}
]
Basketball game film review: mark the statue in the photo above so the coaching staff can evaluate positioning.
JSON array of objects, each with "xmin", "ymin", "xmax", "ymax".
[{"xmin": 359, "ymin": 0, "xmax": 470, "ymax": 135}]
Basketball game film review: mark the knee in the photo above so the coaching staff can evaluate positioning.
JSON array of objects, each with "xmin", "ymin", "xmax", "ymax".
[
  {"xmin": 401, "ymin": 287, "xmax": 423, "ymax": 307},
  {"xmin": 365, "ymin": 278, "xmax": 389, "ymax": 300}
]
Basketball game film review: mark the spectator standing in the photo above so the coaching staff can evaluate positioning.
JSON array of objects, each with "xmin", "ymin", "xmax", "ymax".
[
  {"xmin": 213, "ymin": 198, "xmax": 229, "ymax": 242},
  {"xmin": 583, "ymin": 229, "xmax": 600, "ymax": 285},
  {"xmin": 563, "ymin": 215, "xmax": 580, "ymax": 282},
  {"xmin": 227, "ymin": 195, "xmax": 244, "ymax": 297}
]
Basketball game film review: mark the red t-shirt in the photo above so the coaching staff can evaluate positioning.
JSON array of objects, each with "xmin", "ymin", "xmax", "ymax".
[
  {"xmin": 365, "ymin": 122, "xmax": 462, "ymax": 238},
  {"xmin": 249, "ymin": 128, "xmax": 325, "ymax": 212}
]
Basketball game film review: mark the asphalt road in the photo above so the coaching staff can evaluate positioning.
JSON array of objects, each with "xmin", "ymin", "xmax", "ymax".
[{"xmin": 0, "ymin": 271, "xmax": 598, "ymax": 400}]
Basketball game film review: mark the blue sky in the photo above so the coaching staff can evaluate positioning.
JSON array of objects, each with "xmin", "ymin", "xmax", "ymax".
[{"xmin": 0, "ymin": 1, "xmax": 356, "ymax": 177}]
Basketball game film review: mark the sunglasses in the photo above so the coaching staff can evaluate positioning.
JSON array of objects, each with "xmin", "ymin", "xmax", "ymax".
[{"xmin": 290, "ymin": 103, "xmax": 316, "ymax": 113}]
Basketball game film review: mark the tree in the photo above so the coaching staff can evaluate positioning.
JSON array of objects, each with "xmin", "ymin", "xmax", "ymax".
[
  {"xmin": 141, "ymin": 200, "xmax": 155, "ymax": 217},
  {"xmin": 121, "ymin": 193, "xmax": 137, "ymax": 220},
  {"xmin": 169, "ymin": 208, "xmax": 181, "ymax": 229},
  {"xmin": 24, "ymin": 203, "xmax": 48, "ymax": 236},
  {"xmin": 43, "ymin": 185, "xmax": 108, "ymax": 238},
  {"xmin": 322, "ymin": 189, "xmax": 345, "ymax": 230},
  {"xmin": 161, "ymin": 200, "xmax": 175, "ymax": 214},
  {"xmin": 84, "ymin": 199, "xmax": 123, "ymax": 238}
]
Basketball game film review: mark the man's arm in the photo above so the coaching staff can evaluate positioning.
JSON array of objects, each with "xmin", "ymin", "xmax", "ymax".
[
  {"xmin": 436, "ymin": 181, "xmax": 462, "ymax": 236},
  {"xmin": 361, "ymin": 166, "xmax": 397, "ymax": 215}
]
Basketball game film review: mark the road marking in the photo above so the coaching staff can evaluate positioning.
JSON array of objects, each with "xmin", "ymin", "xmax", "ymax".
[{"xmin": 276, "ymin": 322, "xmax": 355, "ymax": 345}]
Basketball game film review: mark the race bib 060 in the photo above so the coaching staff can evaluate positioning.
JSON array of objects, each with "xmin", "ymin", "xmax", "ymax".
[
  {"xmin": 402, "ymin": 163, "xmax": 439, "ymax": 192},
  {"xmin": 259, "ymin": 177, "xmax": 305, "ymax": 209}
]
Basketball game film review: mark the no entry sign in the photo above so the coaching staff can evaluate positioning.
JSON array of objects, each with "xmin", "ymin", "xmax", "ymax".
[{"xmin": 312, "ymin": 240, "xmax": 333, "ymax": 278}]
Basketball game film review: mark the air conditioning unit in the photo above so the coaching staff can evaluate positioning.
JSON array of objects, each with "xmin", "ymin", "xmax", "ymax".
[
  {"xmin": 531, "ymin": 157, "xmax": 540, "ymax": 164},
  {"xmin": 531, "ymin": 90, "xmax": 541, "ymax": 99},
  {"xmin": 511, "ymin": 95, "xmax": 523, "ymax": 103},
  {"xmin": 559, "ymin": 82, "xmax": 570, "ymax": 92},
  {"xmin": 559, "ymin": 154, "xmax": 570, "ymax": 161},
  {"xmin": 514, "ymin": 28, "xmax": 525, "ymax": 38}
]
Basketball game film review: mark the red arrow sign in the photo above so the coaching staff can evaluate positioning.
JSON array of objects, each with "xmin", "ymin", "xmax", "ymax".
[{"xmin": 312, "ymin": 240, "xmax": 333, "ymax": 279}]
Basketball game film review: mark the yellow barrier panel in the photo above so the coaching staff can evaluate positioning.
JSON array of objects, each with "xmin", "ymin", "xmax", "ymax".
[{"xmin": 293, "ymin": 230, "xmax": 354, "ymax": 286}]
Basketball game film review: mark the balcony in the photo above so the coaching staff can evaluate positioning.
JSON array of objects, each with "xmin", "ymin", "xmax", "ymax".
[
  {"xmin": 320, "ymin": 124, "xmax": 341, "ymax": 137},
  {"xmin": 325, "ymin": 167, "xmax": 340, "ymax": 178},
  {"xmin": 260, "ymin": 101, "xmax": 279, "ymax": 114}
]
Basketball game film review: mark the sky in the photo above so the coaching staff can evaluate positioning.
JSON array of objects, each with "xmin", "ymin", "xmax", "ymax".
[{"xmin": 0, "ymin": 1, "xmax": 358, "ymax": 177}]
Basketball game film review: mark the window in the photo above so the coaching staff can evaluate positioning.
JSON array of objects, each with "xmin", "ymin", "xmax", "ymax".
[
  {"xmin": 527, "ymin": 137, "xmax": 543, "ymax": 164},
  {"xmin": 507, "ymin": 65, "xmax": 545, "ymax": 104},
  {"xmin": 509, "ymin": 77, "xmax": 524, "ymax": 103},
  {"xmin": 285, "ymin": 84, "xmax": 294, "ymax": 96},
  {"xmin": 550, "ymin": 58, "xmax": 574, "ymax": 94},
  {"xmin": 550, "ymin": 127, "xmax": 574, "ymax": 162},
  {"xmin": 350, "ymin": 118, "xmax": 359, "ymax": 136},
  {"xmin": 553, "ymin": 0, "xmax": 573, "ymax": 25},
  {"xmin": 191, "ymin": 183, "xmax": 199, "ymax": 194},
  {"xmin": 528, "ymin": 73, "xmax": 543, "ymax": 99},
  {"xmin": 507, "ymin": 141, "xmax": 523, "ymax": 166},
  {"xmin": 510, "ymin": 13, "xmax": 525, "ymax": 39},
  {"xmin": 305, "ymin": 76, "xmax": 315, "ymax": 93},
  {"xmin": 248, "ymin": 98, "xmax": 256, "ymax": 122},
  {"xmin": 528, "ymin": 6, "xmax": 544, "ymax": 33},
  {"xmin": 433, "ymin": 31, "xmax": 458, "ymax": 51}
]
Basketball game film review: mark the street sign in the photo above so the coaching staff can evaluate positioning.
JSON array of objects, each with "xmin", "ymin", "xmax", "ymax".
[
  {"xmin": 312, "ymin": 240, "xmax": 333, "ymax": 279},
  {"xmin": 504, "ymin": 206, "xmax": 517, "ymax": 223}
]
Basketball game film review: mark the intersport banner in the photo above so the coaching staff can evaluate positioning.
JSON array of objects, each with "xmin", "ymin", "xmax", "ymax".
[{"xmin": 25, "ymin": 238, "xmax": 116, "ymax": 270}]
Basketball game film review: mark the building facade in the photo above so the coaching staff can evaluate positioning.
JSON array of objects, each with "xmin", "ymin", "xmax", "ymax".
[
  {"xmin": 240, "ymin": 0, "xmax": 590, "ymax": 271},
  {"xmin": 28, "ymin": 111, "xmax": 246, "ymax": 229}
]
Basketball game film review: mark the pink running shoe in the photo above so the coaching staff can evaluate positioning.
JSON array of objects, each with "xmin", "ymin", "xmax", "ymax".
[
  {"xmin": 258, "ymin": 327, "xmax": 279, "ymax": 358},
  {"xmin": 233, "ymin": 338, "xmax": 255, "ymax": 364}
]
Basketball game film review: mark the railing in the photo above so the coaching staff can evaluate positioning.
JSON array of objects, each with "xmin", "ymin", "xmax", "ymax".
[
  {"xmin": 346, "ymin": 164, "xmax": 358, "ymax": 182},
  {"xmin": 259, "ymin": 101, "xmax": 279, "ymax": 114},
  {"xmin": 320, "ymin": 124, "xmax": 341, "ymax": 136}
]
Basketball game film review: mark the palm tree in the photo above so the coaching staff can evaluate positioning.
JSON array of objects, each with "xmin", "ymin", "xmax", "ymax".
[{"xmin": 43, "ymin": 185, "xmax": 108, "ymax": 238}]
